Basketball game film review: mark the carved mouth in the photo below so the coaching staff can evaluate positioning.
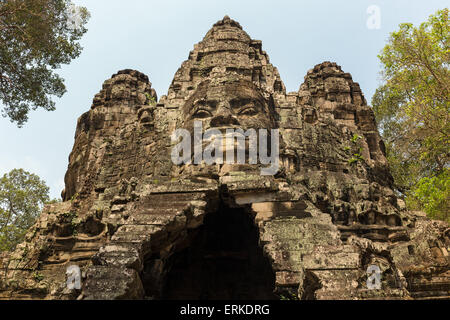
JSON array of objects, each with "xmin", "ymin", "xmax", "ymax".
[{"xmin": 190, "ymin": 136, "xmax": 259, "ymax": 165}]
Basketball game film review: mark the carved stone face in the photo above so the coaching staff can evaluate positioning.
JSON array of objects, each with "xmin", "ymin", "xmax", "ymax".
[
  {"xmin": 176, "ymin": 79, "xmax": 278, "ymax": 176},
  {"xmin": 181, "ymin": 79, "xmax": 276, "ymax": 132}
]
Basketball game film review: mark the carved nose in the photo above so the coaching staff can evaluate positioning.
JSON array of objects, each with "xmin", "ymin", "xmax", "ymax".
[
  {"xmin": 210, "ymin": 103, "xmax": 239, "ymax": 127},
  {"xmin": 210, "ymin": 114, "xmax": 240, "ymax": 127}
]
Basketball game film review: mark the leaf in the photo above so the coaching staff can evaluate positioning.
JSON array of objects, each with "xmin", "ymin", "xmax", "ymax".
[
  {"xmin": 0, "ymin": 169, "xmax": 50, "ymax": 251},
  {"xmin": 0, "ymin": 0, "xmax": 90, "ymax": 126},
  {"xmin": 371, "ymin": 8, "xmax": 449, "ymax": 222}
]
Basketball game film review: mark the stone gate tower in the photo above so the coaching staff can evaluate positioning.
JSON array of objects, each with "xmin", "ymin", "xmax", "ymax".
[{"xmin": 1, "ymin": 16, "xmax": 448, "ymax": 300}]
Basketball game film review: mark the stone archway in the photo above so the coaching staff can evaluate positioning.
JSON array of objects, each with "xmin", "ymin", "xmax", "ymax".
[{"xmin": 141, "ymin": 202, "xmax": 277, "ymax": 300}]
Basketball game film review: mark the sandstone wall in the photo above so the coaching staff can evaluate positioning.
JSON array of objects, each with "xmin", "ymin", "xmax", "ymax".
[{"xmin": 0, "ymin": 16, "xmax": 448, "ymax": 300}]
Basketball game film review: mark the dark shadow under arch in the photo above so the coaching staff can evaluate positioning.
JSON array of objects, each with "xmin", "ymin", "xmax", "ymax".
[{"xmin": 148, "ymin": 203, "xmax": 277, "ymax": 300}]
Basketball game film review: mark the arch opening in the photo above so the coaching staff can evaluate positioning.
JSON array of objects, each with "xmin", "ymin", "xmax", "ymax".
[{"xmin": 144, "ymin": 203, "xmax": 277, "ymax": 300}]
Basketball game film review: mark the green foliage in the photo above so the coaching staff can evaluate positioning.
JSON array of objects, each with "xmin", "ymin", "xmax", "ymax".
[
  {"xmin": 145, "ymin": 92, "xmax": 156, "ymax": 105},
  {"xmin": 372, "ymin": 9, "xmax": 449, "ymax": 221},
  {"xmin": 33, "ymin": 271, "xmax": 44, "ymax": 282},
  {"xmin": 347, "ymin": 134, "xmax": 365, "ymax": 165},
  {"xmin": 348, "ymin": 153, "xmax": 364, "ymax": 165},
  {"xmin": 351, "ymin": 134, "xmax": 362, "ymax": 143},
  {"xmin": 0, "ymin": 169, "xmax": 50, "ymax": 251},
  {"xmin": 407, "ymin": 169, "xmax": 449, "ymax": 222},
  {"xmin": 46, "ymin": 198, "xmax": 62, "ymax": 204},
  {"xmin": 0, "ymin": 0, "xmax": 90, "ymax": 126},
  {"xmin": 70, "ymin": 192, "xmax": 79, "ymax": 202},
  {"xmin": 278, "ymin": 289, "xmax": 299, "ymax": 300},
  {"xmin": 62, "ymin": 211, "xmax": 78, "ymax": 235}
]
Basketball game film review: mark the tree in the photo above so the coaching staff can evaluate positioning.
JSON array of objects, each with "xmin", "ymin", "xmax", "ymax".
[
  {"xmin": 0, "ymin": 169, "xmax": 50, "ymax": 251},
  {"xmin": 372, "ymin": 8, "xmax": 449, "ymax": 222},
  {"xmin": 408, "ymin": 169, "xmax": 449, "ymax": 221},
  {"xmin": 0, "ymin": 0, "xmax": 89, "ymax": 126}
]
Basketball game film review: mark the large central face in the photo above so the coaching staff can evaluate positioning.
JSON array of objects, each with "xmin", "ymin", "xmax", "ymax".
[
  {"xmin": 176, "ymin": 79, "xmax": 278, "ymax": 175},
  {"xmin": 181, "ymin": 79, "xmax": 275, "ymax": 132}
]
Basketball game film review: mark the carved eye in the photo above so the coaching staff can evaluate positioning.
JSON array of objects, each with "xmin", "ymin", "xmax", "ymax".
[
  {"xmin": 192, "ymin": 108, "xmax": 212, "ymax": 118},
  {"xmin": 238, "ymin": 106, "xmax": 257, "ymax": 116}
]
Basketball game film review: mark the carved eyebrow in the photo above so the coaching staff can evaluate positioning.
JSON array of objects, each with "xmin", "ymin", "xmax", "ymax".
[
  {"xmin": 191, "ymin": 108, "xmax": 213, "ymax": 118},
  {"xmin": 230, "ymin": 98, "xmax": 263, "ymax": 110},
  {"xmin": 189, "ymin": 100, "xmax": 217, "ymax": 117},
  {"xmin": 193, "ymin": 99, "xmax": 217, "ymax": 108}
]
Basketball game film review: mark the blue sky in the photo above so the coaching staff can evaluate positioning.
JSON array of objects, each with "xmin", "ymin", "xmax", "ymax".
[{"xmin": 0, "ymin": 0, "xmax": 448, "ymax": 199}]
